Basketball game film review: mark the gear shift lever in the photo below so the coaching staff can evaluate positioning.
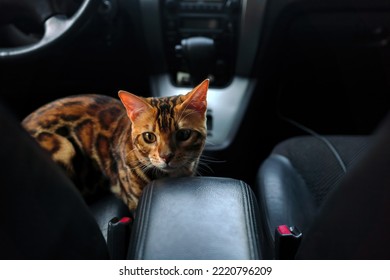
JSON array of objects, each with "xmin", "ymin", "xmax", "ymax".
[{"xmin": 176, "ymin": 36, "xmax": 215, "ymax": 86}]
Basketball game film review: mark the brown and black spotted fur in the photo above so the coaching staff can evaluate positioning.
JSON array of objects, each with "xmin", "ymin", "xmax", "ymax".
[{"xmin": 22, "ymin": 79, "xmax": 209, "ymax": 211}]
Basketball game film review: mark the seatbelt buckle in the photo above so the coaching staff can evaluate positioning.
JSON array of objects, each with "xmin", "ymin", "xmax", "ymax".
[
  {"xmin": 107, "ymin": 216, "xmax": 133, "ymax": 259},
  {"xmin": 275, "ymin": 225, "xmax": 302, "ymax": 259}
]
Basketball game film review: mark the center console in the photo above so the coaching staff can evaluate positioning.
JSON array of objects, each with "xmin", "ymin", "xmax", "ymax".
[{"xmin": 139, "ymin": 0, "xmax": 266, "ymax": 150}]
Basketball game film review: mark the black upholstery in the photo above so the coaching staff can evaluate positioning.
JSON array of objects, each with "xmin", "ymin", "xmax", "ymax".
[
  {"xmin": 296, "ymin": 113, "xmax": 390, "ymax": 259},
  {"xmin": 128, "ymin": 177, "xmax": 262, "ymax": 260},
  {"xmin": 0, "ymin": 103, "xmax": 109, "ymax": 259},
  {"xmin": 257, "ymin": 135, "xmax": 371, "ymax": 259}
]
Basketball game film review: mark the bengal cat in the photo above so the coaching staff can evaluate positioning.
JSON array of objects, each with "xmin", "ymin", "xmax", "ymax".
[{"xmin": 22, "ymin": 79, "xmax": 209, "ymax": 211}]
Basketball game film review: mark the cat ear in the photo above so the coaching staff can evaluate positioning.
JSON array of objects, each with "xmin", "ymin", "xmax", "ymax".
[
  {"xmin": 180, "ymin": 79, "xmax": 209, "ymax": 114},
  {"xmin": 118, "ymin": 90, "xmax": 152, "ymax": 122}
]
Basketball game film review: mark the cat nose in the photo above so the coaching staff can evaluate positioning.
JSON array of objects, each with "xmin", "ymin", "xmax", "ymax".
[{"xmin": 160, "ymin": 153, "xmax": 174, "ymax": 163}]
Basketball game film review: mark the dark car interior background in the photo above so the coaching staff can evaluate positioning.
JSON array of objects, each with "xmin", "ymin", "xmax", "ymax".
[{"xmin": 1, "ymin": 0, "xmax": 390, "ymax": 259}]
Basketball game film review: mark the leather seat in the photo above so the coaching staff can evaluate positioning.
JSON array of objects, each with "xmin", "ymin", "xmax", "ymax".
[
  {"xmin": 256, "ymin": 112, "xmax": 390, "ymax": 259},
  {"xmin": 0, "ymin": 101, "xmax": 131, "ymax": 259},
  {"xmin": 0, "ymin": 103, "xmax": 109, "ymax": 259}
]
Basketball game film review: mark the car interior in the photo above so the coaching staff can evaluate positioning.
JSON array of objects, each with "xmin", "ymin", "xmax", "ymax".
[{"xmin": 1, "ymin": 0, "xmax": 390, "ymax": 260}]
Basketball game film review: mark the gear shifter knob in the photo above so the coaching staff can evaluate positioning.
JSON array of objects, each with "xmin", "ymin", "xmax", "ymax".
[{"xmin": 178, "ymin": 36, "xmax": 215, "ymax": 86}]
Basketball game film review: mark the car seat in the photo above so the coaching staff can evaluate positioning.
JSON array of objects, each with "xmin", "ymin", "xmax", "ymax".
[
  {"xmin": 256, "ymin": 111, "xmax": 390, "ymax": 259},
  {"xmin": 0, "ymin": 102, "xmax": 109, "ymax": 259}
]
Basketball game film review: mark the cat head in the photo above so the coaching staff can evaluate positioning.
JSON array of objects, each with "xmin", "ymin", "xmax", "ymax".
[{"xmin": 118, "ymin": 79, "xmax": 209, "ymax": 176}]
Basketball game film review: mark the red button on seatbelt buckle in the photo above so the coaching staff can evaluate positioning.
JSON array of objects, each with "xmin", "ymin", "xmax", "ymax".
[{"xmin": 275, "ymin": 225, "xmax": 302, "ymax": 260}]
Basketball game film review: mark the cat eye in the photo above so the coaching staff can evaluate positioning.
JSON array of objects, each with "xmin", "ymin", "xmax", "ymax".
[
  {"xmin": 176, "ymin": 129, "xmax": 192, "ymax": 142},
  {"xmin": 143, "ymin": 132, "xmax": 156, "ymax": 143}
]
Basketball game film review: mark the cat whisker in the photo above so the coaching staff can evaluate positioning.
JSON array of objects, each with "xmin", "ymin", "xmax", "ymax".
[
  {"xmin": 195, "ymin": 162, "xmax": 214, "ymax": 176},
  {"xmin": 171, "ymin": 155, "xmax": 213, "ymax": 176},
  {"xmin": 127, "ymin": 161, "xmax": 149, "ymax": 172},
  {"xmin": 141, "ymin": 163, "xmax": 154, "ymax": 172},
  {"xmin": 200, "ymin": 154, "xmax": 226, "ymax": 164}
]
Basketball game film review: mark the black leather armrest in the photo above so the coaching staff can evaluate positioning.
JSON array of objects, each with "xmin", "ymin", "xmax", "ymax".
[{"xmin": 127, "ymin": 177, "xmax": 261, "ymax": 260}]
